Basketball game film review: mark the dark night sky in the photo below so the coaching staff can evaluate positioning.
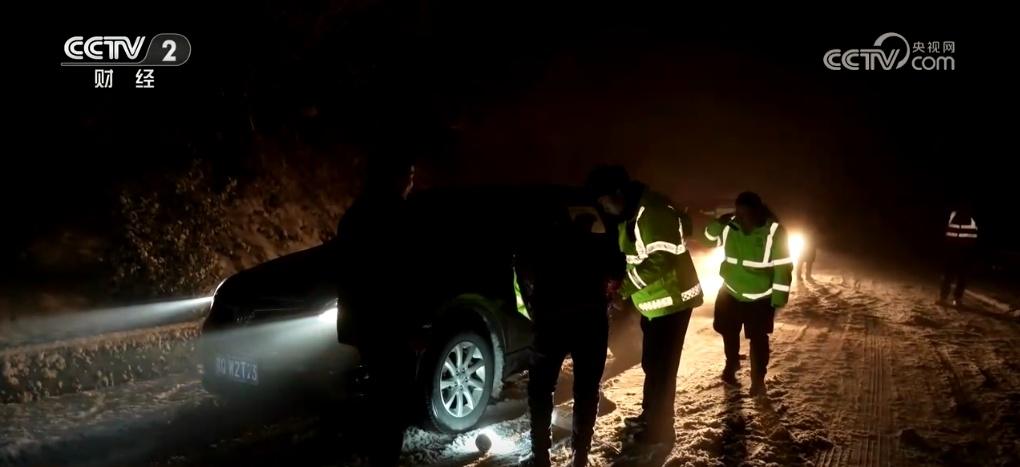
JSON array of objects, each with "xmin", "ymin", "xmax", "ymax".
[{"xmin": 15, "ymin": 3, "xmax": 1010, "ymax": 266}]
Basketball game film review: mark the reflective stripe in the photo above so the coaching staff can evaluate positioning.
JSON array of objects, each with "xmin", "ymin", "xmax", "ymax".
[
  {"xmin": 773, "ymin": 283, "xmax": 791, "ymax": 292},
  {"xmin": 636, "ymin": 296, "xmax": 673, "ymax": 311},
  {"xmin": 646, "ymin": 241, "xmax": 687, "ymax": 255},
  {"xmin": 627, "ymin": 204, "xmax": 688, "ymax": 266},
  {"xmin": 720, "ymin": 222, "xmax": 786, "ymax": 267},
  {"xmin": 725, "ymin": 257, "xmax": 771, "ymax": 268},
  {"xmin": 947, "ymin": 211, "xmax": 978, "ymax": 230},
  {"xmin": 635, "ymin": 284, "xmax": 702, "ymax": 311},
  {"xmin": 633, "ymin": 206, "xmax": 647, "ymax": 257},
  {"xmin": 628, "ymin": 268, "xmax": 648, "ymax": 289},
  {"xmin": 946, "ymin": 211, "xmax": 979, "ymax": 241},
  {"xmin": 726, "ymin": 283, "xmax": 772, "ymax": 300},
  {"xmin": 681, "ymin": 283, "xmax": 702, "ymax": 301},
  {"xmin": 704, "ymin": 227, "xmax": 719, "ymax": 241},
  {"xmin": 515, "ymin": 294, "xmax": 524, "ymax": 306}
]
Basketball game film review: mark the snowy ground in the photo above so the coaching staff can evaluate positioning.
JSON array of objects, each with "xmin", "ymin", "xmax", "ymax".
[{"xmin": 3, "ymin": 256, "xmax": 1019, "ymax": 467}]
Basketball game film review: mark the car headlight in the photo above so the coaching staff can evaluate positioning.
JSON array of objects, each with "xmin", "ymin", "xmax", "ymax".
[
  {"xmin": 317, "ymin": 299, "xmax": 339, "ymax": 324},
  {"xmin": 788, "ymin": 233, "xmax": 805, "ymax": 262},
  {"xmin": 213, "ymin": 279, "xmax": 227, "ymax": 295},
  {"xmin": 207, "ymin": 279, "xmax": 228, "ymax": 310}
]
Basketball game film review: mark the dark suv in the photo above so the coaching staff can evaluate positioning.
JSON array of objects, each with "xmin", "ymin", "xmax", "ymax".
[{"xmin": 199, "ymin": 184, "xmax": 614, "ymax": 434}]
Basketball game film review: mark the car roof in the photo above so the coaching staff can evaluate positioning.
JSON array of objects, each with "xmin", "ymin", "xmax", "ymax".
[
  {"xmin": 408, "ymin": 184, "xmax": 604, "ymax": 239},
  {"xmin": 410, "ymin": 184, "xmax": 590, "ymax": 206},
  {"xmin": 409, "ymin": 184, "xmax": 594, "ymax": 217}
]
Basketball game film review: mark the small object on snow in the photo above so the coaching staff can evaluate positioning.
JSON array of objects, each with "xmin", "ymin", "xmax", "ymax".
[
  {"xmin": 552, "ymin": 406, "xmax": 573, "ymax": 430},
  {"xmin": 475, "ymin": 433, "xmax": 492, "ymax": 453}
]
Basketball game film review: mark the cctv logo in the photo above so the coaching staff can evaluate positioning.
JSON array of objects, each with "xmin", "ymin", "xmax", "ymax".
[
  {"xmin": 824, "ymin": 32, "xmax": 911, "ymax": 71},
  {"xmin": 824, "ymin": 32, "xmax": 955, "ymax": 71},
  {"xmin": 64, "ymin": 36, "xmax": 146, "ymax": 61},
  {"xmin": 61, "ymin": 33, "xmax": 193, "ymax": 67}
]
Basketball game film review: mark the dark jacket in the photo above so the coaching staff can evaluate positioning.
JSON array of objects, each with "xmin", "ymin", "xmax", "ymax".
[
  {"xmin": 333, "ymin": 189, "xmax": 415, "ymax": 343},
  {"xmin": 516, "ymin": 215, "xmax": 625, "ymax": 326}
]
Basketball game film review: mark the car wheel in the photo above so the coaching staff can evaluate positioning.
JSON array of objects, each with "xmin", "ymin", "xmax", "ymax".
[{"xmin": 422, "ymin": 330, "xmax": 495, "ymax": 434}]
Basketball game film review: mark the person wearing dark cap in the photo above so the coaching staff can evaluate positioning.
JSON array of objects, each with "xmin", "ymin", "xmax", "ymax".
[
  {"xmin": 585, "ymin": 165, "xmax": 704, "ymax": 447},
  {"xmin": 333, "ymin": 151, "xmax": 416, "ymax": 467},
  {"xmin": 701, "ymin": 192, "xmax": 793, "ymax": 397}
]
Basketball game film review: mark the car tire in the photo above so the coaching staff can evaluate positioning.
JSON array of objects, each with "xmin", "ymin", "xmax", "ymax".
[{"xmin": 421, "ymin": 330, "xmax": 495, "ymax": 434}]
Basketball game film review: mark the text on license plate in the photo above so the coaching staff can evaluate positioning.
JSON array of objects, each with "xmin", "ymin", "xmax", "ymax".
[{"xmin": 214, "ymin": 356, "xmax": 259, "ymax": 385}]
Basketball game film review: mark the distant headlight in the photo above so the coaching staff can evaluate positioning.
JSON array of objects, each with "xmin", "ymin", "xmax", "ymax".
[
  {"xmin": 317, "ymin": 299, "xmax": 339, "ymax": 324},
  {"xmin": 788, "ymin": 232, "xmax": 805, "ymax": 262}
]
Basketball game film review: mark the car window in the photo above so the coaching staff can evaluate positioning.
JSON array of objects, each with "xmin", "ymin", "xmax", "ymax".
[{"xmin": 567, "ymin": 206, "xmax": 607, "ymax": 234}]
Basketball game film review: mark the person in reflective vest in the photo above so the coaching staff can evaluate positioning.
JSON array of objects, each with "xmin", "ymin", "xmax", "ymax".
[
  {"xmin": 940, "ymin": 205, "xmax": 978, "ymax": 306},
  {"xmin": 702, "ymin": 192, "xmax": 792, "ymax": 397},
  {"xmin": 586, "ymin": 164, "xmax": 704, "ymax": 446}
]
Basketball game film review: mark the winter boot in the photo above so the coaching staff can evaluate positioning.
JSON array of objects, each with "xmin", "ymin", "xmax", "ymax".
[
  {"xmin": 632, "ymin": 426, "xmax": 675, "ymax": 446},
  {"xmin": 749, "ymin": 378, "xmax": 767, "ymax": 397},
  {"xmin": 571, "ymin": 449, "xmax": 590, "ymax": 467},
  {"xmin": 519, "ymin": 450, "xmax": 551, "ymax": 467},
  {"xmin": 623, "ymin": 413, "xmax": 647, "ymax": 430},
  {"xmin": 721, "ymin": 362, "xmax": 740, "ymax": 387}
]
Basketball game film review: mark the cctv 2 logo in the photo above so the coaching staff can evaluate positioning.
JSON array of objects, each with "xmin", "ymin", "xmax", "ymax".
[{"xmin": 61, "ymin": 33, "xmax": 192, "ymax": 67}]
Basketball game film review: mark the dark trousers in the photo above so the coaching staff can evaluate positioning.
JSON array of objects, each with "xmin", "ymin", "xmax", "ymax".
[
  {"xmin": 528, "ymin": 310, "xmax": 609, "ymax": 457},
  {"xmin": 940, "ymin": 253, "xmax": 972, "ymax": 301},
  {"xmin": 713, "ymin": 290, "xmax": 775, "ymax": 380},
  {"xmin": 638, "ymin": 308, "xmax": 693, "ymax": 436},
  {"xmin": 359, "ymin": 342, "xmax": 417, "ymax": 467}
]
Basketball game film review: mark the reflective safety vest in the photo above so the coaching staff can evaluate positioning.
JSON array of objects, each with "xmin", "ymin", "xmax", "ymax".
[
  {"xmin": 945, "ymin": 211, "xmax": 978, "ymax": 245},
  {"xmin": 512, "ymin": 267, "xmax": 530, "ymax": 320},
  {"xmin": 703, "ymin": 217, "xmax": 793, "ymax": 307},
  {"xmin": 619, "ymin": 188, "xmax": 704, "ymax": 318}
]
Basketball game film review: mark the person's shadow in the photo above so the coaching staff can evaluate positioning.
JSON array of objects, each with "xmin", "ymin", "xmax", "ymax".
[{"xmin": 713, "ymin": 385, "xmax": 749, "ymax": 467}]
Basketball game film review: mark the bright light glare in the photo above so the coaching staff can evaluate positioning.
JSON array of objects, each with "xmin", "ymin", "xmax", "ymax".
[
  {"xmin": 478, "ymin": 428, "xmax": 516, "ymax": 455},
  {"xmin": 695, "ymin": 248, "xmax": 725, "ymax": 299},
  {"xmin": 317, "ymin": 307, "xmax": 338, "ymax": 324},
  {"xmin": 788, "ymin": 232, "xmax": 804, "ymax": 263}
]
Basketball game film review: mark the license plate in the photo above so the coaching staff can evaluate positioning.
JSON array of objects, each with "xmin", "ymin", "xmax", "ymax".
[{"xmin": 214, "ymin": 355, "xmax": 259, "ymax": 385}]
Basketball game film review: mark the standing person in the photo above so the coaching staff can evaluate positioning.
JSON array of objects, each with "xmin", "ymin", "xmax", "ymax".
[
  {"xmin": 940, "ymin": 203, "xmax": 979, "ymax": 306},
  {"xmin": 702, "ymin": 192, "xmax": 793, "ymax": 397},
  {"xmin": 585, "ymin": 165, "xmax": 705, "ymax": 446},
  {"xmin": 333, "ymin": 151, "xmax": 416, "ymax": 467},
  {"xmin": 516, "ymin": 206, "xmax": 624, "ymax": 467},
  {"xmin": 796, "ymin": 224, "xmax": 818, "ymax": 281}
]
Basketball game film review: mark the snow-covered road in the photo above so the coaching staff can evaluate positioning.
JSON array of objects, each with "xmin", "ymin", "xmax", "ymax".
[{"xmin": 3, "ymin": 263, "xmax": 1018, "ymax": 467}]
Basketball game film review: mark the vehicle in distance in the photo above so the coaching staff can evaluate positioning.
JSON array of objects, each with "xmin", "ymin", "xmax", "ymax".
[{"xmin": 199, "ymin": 184, "xmax": 616, "ymax": 434}]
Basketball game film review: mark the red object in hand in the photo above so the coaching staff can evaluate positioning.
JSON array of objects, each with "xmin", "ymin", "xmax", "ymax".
[{"xmin": 605, "ymin": 279, "xmax": 622, "ymax": 300}]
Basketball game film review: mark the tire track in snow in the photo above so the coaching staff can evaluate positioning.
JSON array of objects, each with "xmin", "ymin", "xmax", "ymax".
[
  {"xmin": 858, "ymin": 315, "xmax": 893, "ymax": 467},
  {"xmin": 812, "ymin": 291, "xmax": 894, "ymax": 467}
]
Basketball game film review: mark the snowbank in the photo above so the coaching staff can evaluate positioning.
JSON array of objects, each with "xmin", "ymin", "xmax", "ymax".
[
  {"xmin": 0, "ymin": 321, "xmax": 201, "ymax": 404},
  {"xmin": 0, "ymin": 373, "xmax": 210, "ymax": 467}
]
